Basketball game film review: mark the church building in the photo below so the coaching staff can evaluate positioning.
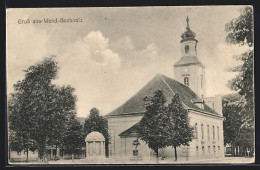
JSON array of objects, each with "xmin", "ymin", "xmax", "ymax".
[{"xmin": 106, "ymin": 17, "xmax": 225, "ymax": 161}]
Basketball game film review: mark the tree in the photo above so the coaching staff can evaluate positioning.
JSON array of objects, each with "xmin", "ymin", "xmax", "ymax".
[
  {"xmin": 223, "ymin": 94, "xmax": 254, "ymax": 156},
  {"xmin": 9, "ymin": 130, "xmax": 24, "ymax": 154},
  {"xmin": 224, "ymin": 6, "xmax": 254, "ymax": 156},
  {"xmin": 45, "ymin": 86, "xmax": 78, "ymax": 159},
  {"xmin": 8, "ymin": 93, "xmax": 38, "ymax": 162},
  {"xmin": 225, "ymin": 6, "xmax": 254, "ymax": 126},
  {"xmin": 137, "ymin": 90, "xmax": 169, "ymax": 158},
  {"xmin": 9, "ymin": 130, "xmax": 24, "ymax": 160},
  {"xmin": 8, "ymin": 57, "xmax": 77, "ymax": 161},
  {"xmin": 223, "ymin": 94, "xmax": 243, "ymax": 146},
  {"xmin": 236, "ymin": 128, "xmax": 254, "ymax": 156},
  {"xmin": 166, "ymin": 93, "xmax": 193, "ymax": 161},
  {"xmin": 62, "ymin": 116, "xmax": 85, "ymax": 161},
  {"xmin": 8, "ymin": 130, "xmax": 38, "ymax": 162},
  {"xmin": 83, "ymin": 108, "xmax": 109, "ymax": 157}
]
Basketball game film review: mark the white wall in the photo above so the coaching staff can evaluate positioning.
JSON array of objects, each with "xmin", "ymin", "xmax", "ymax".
[
  {"xmin": 181, "ymin": 40, "xmax": 197, "ymax": 57},
  {"xmin": 204, "ymin": 95, "xmax": 223, "ymax": 116},
  {"xmin": 107, "ymin": 115, "xmax": 143, "ymax": 156},
  {"xmin": 174, "ymin": 64, "xmax": 205, "ymax": 98},
  {"xmin": 108, "ymin": 110, "xmax": 225, "ymax": 161},
  {"xmin": 188, "ymin": 110, "xmax": 225, "ymax": 160},
  {"xmin": 120, "ymin": 137, "xmax": 151, "ymax": 158}
]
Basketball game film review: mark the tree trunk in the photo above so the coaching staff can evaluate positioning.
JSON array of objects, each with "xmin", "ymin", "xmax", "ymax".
[
  {"xmin": 55, "ymin": 145, "xmax": 58, "ymax": 159},
  {"xmin": 231, "ymin": 143, "xmax": 235, "ymax": 156},
  {"xmin": 26, "ymin": 148, "xmax": 29, "ymax": 162},
  {"xmin": 72, "ymin": 153, "xmax": 74, "ymax": 162},
  {"xmin": 42, "ymin": 139, "xmax": 48, "ymax": 163},
  {"xmin": 174, "ymin": 146, "xmax": 177, "ymax": 161},
  {"xmin": 155, "ymin": 148, "xmax": 159, "ymax": 164}
]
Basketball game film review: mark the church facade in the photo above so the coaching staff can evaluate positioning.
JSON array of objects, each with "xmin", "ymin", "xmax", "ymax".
[{"xmin": 106, "ymin": 17, "xmax": 225, "ymax": 161}]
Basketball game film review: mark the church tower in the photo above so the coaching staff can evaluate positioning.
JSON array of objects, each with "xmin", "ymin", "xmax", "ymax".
[{"xmin": 174, "ymin": 16, "xmax": 206, "ymax": 98}]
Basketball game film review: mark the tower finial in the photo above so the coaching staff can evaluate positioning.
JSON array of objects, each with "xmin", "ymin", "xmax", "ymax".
[{"xmin": 186, "ymin": 16, "xmax": 190, "ymax": 30}]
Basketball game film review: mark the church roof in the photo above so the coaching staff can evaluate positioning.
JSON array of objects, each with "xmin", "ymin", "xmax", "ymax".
[
  {"xmin": 174, "ymin": 56, "xmax": 205, "ymax": 67},
  {"xmin": 106, "ymin": 74, "xmax": 218, "ymax": 117},
  {"xmin": 119, "ymin": 122, "xmax": 140, "ymax": 137}
]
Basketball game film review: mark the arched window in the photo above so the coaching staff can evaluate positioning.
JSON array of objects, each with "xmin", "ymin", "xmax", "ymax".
[
  {"xmin": 201, "ymin": 124, "xmax": 204, "ymax": 140},
  {"xmin": 184, "ymin": 77, "xmax": 189, "ymax": 86},
  {"xmin": 213, "ymin": 126, "xmax": 215, "ymax": 140},
  {"xmin": 185, "ymin": 45, "xmax": 189, "ymax": 54},
  {"xmin": 194, "ymin": 123, "xmax": 198, "ymax": 139}
]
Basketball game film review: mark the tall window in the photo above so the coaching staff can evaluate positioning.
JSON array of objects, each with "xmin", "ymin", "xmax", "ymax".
[
  {"xmin": 207, "ymin": 125, "xmax": 210, "ymax": 140},
  {"xmin": 212, "ymin": 103, "xmax": 215, "ymax": 111},
  {"xmin": 194, "ymin": 123, "xmax": 198, "ymax": 139},
  {"xmin": 201, "ymin": 124, "xmax": 204, "ymax": 140},
  {"xmin": 185, "ymin": 45, "xmax": 189, "ymax": 54},
  {"xmin": 202, "ymin": 146, "xmax": 205, "ymax": 155},
  {"xmin": 213, "ymin": 126, "xmax": 215, "ymax": 140},
  {"xmin": 184, "ymin": 77, "xmax": 189, "ymax": 86}
]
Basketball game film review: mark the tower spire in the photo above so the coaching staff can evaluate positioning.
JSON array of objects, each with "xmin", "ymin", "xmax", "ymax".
[
  {"xmin": 174, "ymin": 14, "xmax": 205, "ymax": 98},
  {"xmin": 186, "ymin": 16, "xmax": 190, "ymax": 30},
  {"xmin": 181, "ymin": 15, "xmax": 197, "ymax": 43}
]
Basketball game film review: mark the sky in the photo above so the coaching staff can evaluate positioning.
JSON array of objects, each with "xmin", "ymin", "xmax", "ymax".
[{"xmin": 6, "ymin": 6, "xmax": 252, "ymax": 117}]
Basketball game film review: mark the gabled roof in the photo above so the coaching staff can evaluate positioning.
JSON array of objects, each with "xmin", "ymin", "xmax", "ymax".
[
  {"xmin": 174, "ymin": 56, "xmax": 205, "ymax": 67},
  {"xmin": 106, "ymin": 74, "xmax": 218, "ymax": 117},
  {"xmin": 119, "ymin": 122, "xmax": 140, "ymax": 137}
]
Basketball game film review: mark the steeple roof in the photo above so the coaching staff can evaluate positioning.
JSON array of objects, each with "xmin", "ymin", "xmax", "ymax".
[
  {"xmin": 181, "ymin": 16, "xmax": 198, "ymax": 43},
  {"xmin": 174, "ymin": 56, "xmax": 205, "ymax": 67}
]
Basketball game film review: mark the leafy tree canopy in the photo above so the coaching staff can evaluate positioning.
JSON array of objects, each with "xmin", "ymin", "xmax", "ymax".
[
  {"xmin": 137, "ymin": 90, "xmax": 169, "ymax": 157},
  {"xmin": 225, "ymin": 6, "xmax": 254, "ymax": 124},
  {"xmin": 62, "ymin": 116, "xmax": 85, "ymax": 155},
  {"xmin": 167, "ymin": 93, "xmax": 193, "ymax": 160},
  {"xmin": 8, "ymin": 57, "xmax": 77, "ymax": 160},
  {"xmin": 225, "ymin": 6, "xmax": 253, "ymax": 47},
  {"xmin": 223, "ymin": 94, "xmax": 245, "ymax": 145},
  {"xmin": 223, "ymin": 93, "xmax": 254, "ymax": 156}
]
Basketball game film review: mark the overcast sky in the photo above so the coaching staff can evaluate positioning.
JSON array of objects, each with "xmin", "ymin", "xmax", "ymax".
[{"xmin": 7, "ymin": 6, "xmax": 252, "ymax": 117}]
